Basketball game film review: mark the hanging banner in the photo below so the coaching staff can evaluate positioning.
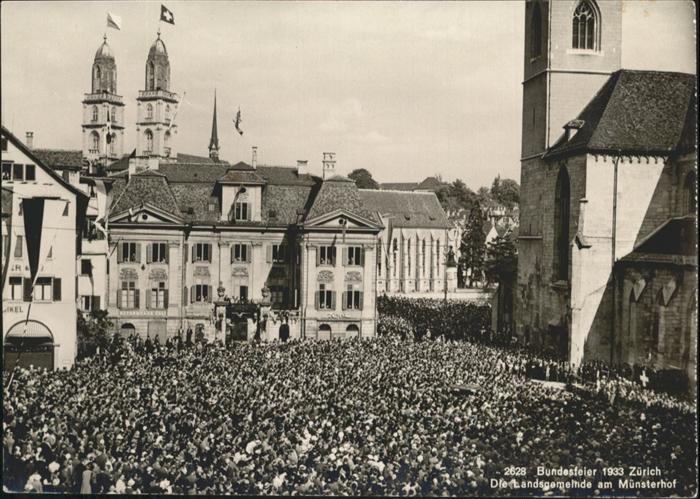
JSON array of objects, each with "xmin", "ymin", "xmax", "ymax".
[{"xmin": 22, "ymin": 198, "xmax": 45, "ymax": 283}]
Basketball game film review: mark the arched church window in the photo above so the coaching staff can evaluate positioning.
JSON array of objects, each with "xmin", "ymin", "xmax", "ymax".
[
  {"xmin": 164, "ymin": 131, "xmax": 171, "ymax": 156},
  {"xmin": 90, "ymin": 131, "xmax": 100, "ymax": 154},
  {"xmin": 684, "ymin": 170, "xmax": 697, "ymax": 214},
  {"xmin": 572, "ymin": 0, "xmax": 599, "ymax": 51},
  {"xmin": 553, "ymin": 167, "xmax": 570, "ymax": 281},
  {"xmin": 144, "ymin": 129, "xmax": 153, "ymax": 153},
  {"xmin": 148, "ymin": 61, "xmax": 155, "ymax": 90},
  {"xmin": 165, "ymin": 105, "xmax": 171, "ymax": 120},
  {"xmin": 146, "ymin": 104, "xmax": 154, "ymax": 120},
  {"xmin": 531, "ymin": 2, "xmax": 542, "ymax": 57},
  {"xmin": 93, "ymin": 65, "xmax": 101, "ymax": 91},
  {"xmin": 91, "ymin": 105, "xmax": 99, "ymax": 123},
  {"xmin": 109, "ymin": 134, "xmax": 116, "ymax": 156},
  {"xmin": 111, "ymin": 106, "xmax": 117, "ymax": 123}
]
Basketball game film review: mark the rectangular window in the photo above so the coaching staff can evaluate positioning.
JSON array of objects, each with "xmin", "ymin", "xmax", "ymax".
[
  {"xmin": 14, "ymin": 235, "xmax": 23, "ymax": 258},
  {"xmin": 121, "ymin": 242, "xmax": 138, "ymax": 263},
  {"xmin": 233, "ymin": 243, "xmax": 248, "ymax": 263},
  {"xmin": 345, "ymin": 284, "xmax": 363, "ymax": 310},
  {"xmin": 150, "ymin": 282, "xmax": 167, "ymax": 309},
  {"xmin": 1, "ymin": 162, "xmax": 11, "ymax": 180},
  {"xmin": 24, "ymin": 164, "xmax": 36, "ymax": 181},
  {"xmin": 318, "ymin": 246, "xmax": 336, "ymax": 266},
  {"xmin": 194, "ymin": 243, "xmax": 211, "ymax": 262},
  {"xmin": 317, "ymin": 283, "xmax": 334, "ymax": 310},
  {"xmin": 80, "ymin": 259, "xmax": 93, "ymax": 276},
  {"xmin": 80, "ymin": 295, "xmax": 100, "ymax": 312},
  {"xmin": 13, "ymin": 164, "xmax": 23, "ymax": 181},
  {"xmin": 272, "ymin": 244, "xmax": 286, "ymax": 263},
  {"xmin": 119, "ymin": 281, "xmax": 138, "ymax": 309},
  {"xmin": 239, "ymin": 285, "xmax": 248, "ymax": 301},
  {"xmin": 346, "ymin": 246, "xmax": 363, "ymax": 266},
  {"xmin": 9, "ymin": 276, "xmax": 22, "ymax": 300},
  {"xmin": 269, "ymin": 286, "xmax": 287, "ymax": 309},
  {"xmin": 150, "ymin": 242, "xmax": 168, "ymax": 263},
  {"xmin": 34, "ymin": 277, "xmax": 53, "ymax": 301},
  {"xmin": 234, "ymin": 202, "xmax": 249, "ymax": 221},
  {"xmin": 194, "ymin": 284, "xmax": 210, "ymax": 303}
]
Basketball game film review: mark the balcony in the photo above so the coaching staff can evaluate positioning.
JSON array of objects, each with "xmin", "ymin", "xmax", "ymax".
[
  {"xmin": 138, "ymin": 89, "xmax": 178, "ymax": 102},
  {"xmin": 83, "ymin": 92, "xmax": 123, "ymax": 105}
]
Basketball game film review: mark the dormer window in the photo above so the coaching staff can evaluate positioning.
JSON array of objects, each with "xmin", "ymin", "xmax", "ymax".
[
  {"xmin": 234, "ymin": 201, "xmax": 250, "ymax": 221},
  {"xmin": 564, "ymin": 119, "xmax": 585, "ymax": 141}
]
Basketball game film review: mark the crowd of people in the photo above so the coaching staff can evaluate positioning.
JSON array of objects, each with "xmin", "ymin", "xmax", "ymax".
[{"xmin": 3, "ymin": 333, "xmax": 696, "ymax": 496}]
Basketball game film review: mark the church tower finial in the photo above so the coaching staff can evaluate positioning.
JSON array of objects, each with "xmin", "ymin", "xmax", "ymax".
[{"xmin": 209, "ymin": 89, "xmax": 220, "ymax": 161}]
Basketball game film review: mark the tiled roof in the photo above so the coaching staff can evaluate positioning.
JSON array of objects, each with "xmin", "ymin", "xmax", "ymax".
[
  {"xmin": 170, "ymin": 182, "xmax": 219, "ymax": 223},
  {"xmin": 358, "ymin": 189, "xmax": 451, "ymax": 228},
  {"xmin": 546, "ymin": 70, "xmax": 696, "ymax": 158},
  {"xmin": 111, "ymin": 170, "xmax": 181, "ymax": 216},
  {"xmin": 381, "ymin": 182, "xmax": 419, "ymax": 191},
  {"xmin": 106, "ymin": 151, "xmax": 134, "ymax": 172},
  {"xmin": 262, "ymin": 184, "xmax": 315, "ymax": 225},
  {"xmin": 415, "ymin": 176, "xmax": 445, "ymax": 191},
  {"xmin": 32, "ymin": 149, "xmax": 83, "ymax": 170},
  {"xmin": 257, "ymin": 165, "xmax": 317, "ymax": 186},
  {"xmin": 176, "ymin": 153, "xmax": 230, "ymax": 165},
  {"xmin": 218, "ymin": 169, "xmax": 266, "ymax": 184},
  {"xmin": 307, "ymin": 178, "xmax": 379, "ymax": 223},
  {"xmin": 159, "ymin": 163, "xmax": 229, "ymax": 183},
  {"xmin": 626, "ymin": 216, "xmax": 697, "ymax": 257}
]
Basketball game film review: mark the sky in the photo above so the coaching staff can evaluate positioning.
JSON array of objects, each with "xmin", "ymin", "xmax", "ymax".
[{"xmin": 1, "ymin": 1, "xmax": 696, "ymax": 189}]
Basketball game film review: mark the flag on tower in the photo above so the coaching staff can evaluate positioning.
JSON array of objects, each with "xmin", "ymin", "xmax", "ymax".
[
  {"xmin": 234, "ymin": 108, "xmax": 243, "ymax": 136},
  {"xmin": 107, "ymin": 12, "xmax": 122, "ymax": 30},
  {"xmin": 160, "ymin": 4, "xmax": 175, "ymax": 25}
]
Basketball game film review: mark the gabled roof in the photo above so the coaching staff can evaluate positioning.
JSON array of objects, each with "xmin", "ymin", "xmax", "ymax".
[
  {"xmin": 546, "ymin": 70, "xmax": 696, "ymax": 159},
  {"xmin": 32, "ymin": 148, "xmax": 84, "ymax": 171},
  {"xmin": 0, "ymin": 126, "xmax": 89, "ymax": 201},
  {"xmin": 358, "ymin": 189, "xmax": 451, "ymax": 229},
  {"xmin": 306, "ymin": 177, "xmax": 379, "ymax": 223},
  {"xmin": 263, "ymin": 184, "xmax": 315, "ymax": 225},
  {"xmin": 257, "ymin": 165, "xmax": 317, "ymax": 186},
  {"xmin": 106, "ymin": 151, "xmax": 135, "ymax": 172},
  {"xmin": 415, "ymin": 176, "xmax": 445, "ymax": 191},
  {"xmin": 159, "ymin": 163, "xmax": 229, "ymax": 183},
  {"xmin": 380, "ymin": 182, "xmax": 419, "ymax": 191},
  {"xmin": 218, "ymin": 169, "xmax": 265, "ymax": 185},
  {"xmin": 624, "ymin": 215, "xmax": 697, "ymax": 258},
  {"xmin": 111, "ymin": 170, "xmax": 181, "ymax": 216}
]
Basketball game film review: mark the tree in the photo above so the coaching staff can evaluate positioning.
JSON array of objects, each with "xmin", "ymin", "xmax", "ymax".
[
  {"xmin": 491, "ymin": 175, "xmax": 520, "ymax": 209},
  {"xmin": 77, "ymin": 309, "xmax": 113, "ymax": 359},
  {"xmin": 459, "ymin": 204, "xmax": 487, "ymax": 287},
  {"xmin": 348, "ymin": 168, "xmax": 379, "ymax": 189},
  {"xmin": 436, "ymin": 179, "xmax": 476, "ymax": 222},
  {"xmin": 484, "ymin": 231, "xmax": 517, "ymax": 287}
]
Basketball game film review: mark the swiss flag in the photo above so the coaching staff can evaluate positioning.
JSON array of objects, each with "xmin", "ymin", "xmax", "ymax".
[{"xmin": 160, "ymin": 4, "xmax": 175, "ymax": 25}]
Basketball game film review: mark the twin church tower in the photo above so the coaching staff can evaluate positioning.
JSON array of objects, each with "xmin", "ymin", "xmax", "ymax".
[{"xmin": 81, "ymin": 32, "xmax": 187, "ymax": 165}]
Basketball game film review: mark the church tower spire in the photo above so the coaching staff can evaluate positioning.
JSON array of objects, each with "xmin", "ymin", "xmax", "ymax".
[
  {"xmin": 209, "ymin": 90, "xmax": 220, "ymax": 161},
  {"xmin": 82, "ymin": 34, "xmax": 125, "ymax": 164},
  {"xmin": 135, "ymin": 31, "xmax": 179, "ymax": 162}
]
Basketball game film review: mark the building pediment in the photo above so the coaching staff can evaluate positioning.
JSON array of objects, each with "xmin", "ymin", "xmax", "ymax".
[
  {"xmin": 303, "ymin": 209, "xmax": 382, "ymax": 231},
  {"xmin": 109, "ymin": 203, "xmax": 182, "ymax": 225}
]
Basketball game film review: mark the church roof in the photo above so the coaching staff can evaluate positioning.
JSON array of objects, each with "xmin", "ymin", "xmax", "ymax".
[
  {"xmin": 149, "ymin": 36, "xmax": 168, "ymax": 58},
  {"xmin": 95, "ymin": 37, "xmax": 114, "ymax": 60},
  {"xmin": 358, "ymin": 189, "xmax": 450, "ymax": 229},
  {"xmin": 621, "ymin": 215, "xmax": 697, "ymax": 260},
  {"xmin": 111, "ymin": 170, "xmax": 180, "ymax": 216},
  {"xmin": 32, "ymin": 149, "xmax": 84, "ymax": 171},
  {"xmin": 380, "ymin": 176, "xmax": 446, "ymax": 192},
  {"xmin": 546, "ymin": 70, "xmax": 696, "ymax": 158}
]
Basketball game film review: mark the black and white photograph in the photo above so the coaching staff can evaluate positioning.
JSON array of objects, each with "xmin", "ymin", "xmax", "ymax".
[{"xmin": 1, "ymin": 0, "xmax": 697, "ymax": 496}]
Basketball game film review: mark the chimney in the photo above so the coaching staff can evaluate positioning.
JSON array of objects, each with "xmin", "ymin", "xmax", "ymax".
[
  {"xmin": 296, "ymin": 160, "xmax": 308, "ymax": 176},
  {"xmin": 25, "ymin": 131, "xmax": 34, "ymax": 149},
  {"xmin": 322, "ymin": 152, "xmax": 336, "ymax": 180},
  {"xmin": 251, "ymin": 146, "xmax": 258, "ymax": 169}
]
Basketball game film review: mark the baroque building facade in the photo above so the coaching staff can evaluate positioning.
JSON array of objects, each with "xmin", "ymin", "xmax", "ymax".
[{"xmin": 516, "ymin": 0, "xmax": 697, "ymax": 390}]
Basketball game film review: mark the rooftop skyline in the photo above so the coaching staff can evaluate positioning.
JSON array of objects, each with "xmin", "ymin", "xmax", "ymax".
[{"xmin": 1, "ymin": 1, "xmax": 695, "ymax": 188}]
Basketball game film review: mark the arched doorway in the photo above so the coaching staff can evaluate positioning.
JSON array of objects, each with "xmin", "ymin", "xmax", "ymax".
[
  {"xmin": 120, "ymin": 323, "xmax": 136, "ymax": 339},
  {"xmin": 346, "ymin": 324, "xmax": 360, "ymax": 338},
  {"xmin": 4, "ymin": 320, "xmax": 54, "ymax": 371},
  {"xmin": 279, "ymin": 323, "xmax": 290, "ymax": 342},
  {"xmin": 318, "ymin": 324, "xmax": 332, "ymax": 341}
]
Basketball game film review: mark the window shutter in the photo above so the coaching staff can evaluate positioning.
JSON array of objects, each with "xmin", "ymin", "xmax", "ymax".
[
  {"xmin": 207, "ymin": 243, "xmax": 213, "ymax": 262},
  {"xmin": 146, "ymin": 289, "xmax": 152, "ymax": 309},
  {"xmin": 342, "ymin": 291, "xmax": 347, "ymax": 311},
  {"xmin": 246, "ymin": 244, "xmax": 252, "ymax": 263},
  {"xmin": 117, "ymin": 289, "xmax": 122, "ymax": 309},
  {"xmin": 146, "ymin": 244, "xmax": 152, "ymax": 264},
  {"xmin": 117, "ymin": 243, "xmax": 123, "ymax": 263},
  {"xmin": 192, "ymin": 244, "xmax": 196, "ymax": 263},
  {"xmin": 53, "ymin": 278, "xmax": 62, "ymax": 301},
  {"xmin": 93, "ymin": 296, "xmax": 101, "ymax": 311},
  {"xmin": 23, "ymin": 278, "xmax": 32, "ymax": 302},
  {"xmin": 135, "ymin": 244, "xmax": 141, "ymax": 263},
  {"xmin": 183, "ymin": 286, "xmax": 187, "ymax": 305},
  {"xmin": 359, "ymin": 292, "xmax": 363, "ymax": 310},
  {"xmin": 134, "ymin": 289, "xmax": 140, "ymax": 309},
  {"xmin": 15, "ymin": 235, "xmax": 23, "ymax": 258},
  {"xmin": 165, "ymin": 244, "xmax": 170, "ymax": 264},
  {"xmin": 316, "ymin": 248, "xmax": 320, "ymax": 267},
  {"xmin": 315, "ymin": 291, "xmax": 320, "ymax": 310},
  {"xmin": 333, "ymin": 247, "xmax": 338, "ymax": 267},
  {"xmin": 190, "ymin": 286, "xmax": 195, "ymax": 303},
  {"xmin": 207, "ymin": 285, "xmax": 212, "ymax": 302},
  {"xmin": 164, "ymin": 290, "xmax": 169, "ymax": 308},
  {"xmin": 231, "ymin": 245, "xmax": 236, "ymax": 264},
  {"xmin": 330, "ymin": 291, "xmax": 336, "ymax": 310},
  {"xmin": 343, "ymin": 247, "xmax": 348, "ymax": 266},
  {"xmin": 360, "ymin": 248, "xmax": 365, "ymax": 267},
  {"xmin": 183, "ymin": 244, "xmax": 188, "ymax": 263},
  {"xmin": 266, "ymin": 245, "xmax": 272, "ymax": 263}
]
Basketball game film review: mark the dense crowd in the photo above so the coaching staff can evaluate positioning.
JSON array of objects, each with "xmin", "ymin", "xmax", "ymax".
[{"xmin": 3, "ymin": 334, "xmax": 696, "ymax": 496}]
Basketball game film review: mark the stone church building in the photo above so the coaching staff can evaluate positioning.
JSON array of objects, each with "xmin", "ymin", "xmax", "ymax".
[{"xmin": 516, "ymin": 0, "xmax": 697, "ymax": 389}]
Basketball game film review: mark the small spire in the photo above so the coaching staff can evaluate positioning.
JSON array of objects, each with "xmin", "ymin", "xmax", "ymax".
[
  {"xmin": 103, "ymin": 33, "xmax": 107, "ymax": 43},
  {"xmin": 209, "ymin": 89, "xmax": 220, "ymax": 161},
  {"xmin": 157, "ymin": 27, "xmax": 161, "ymax": 38}
]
